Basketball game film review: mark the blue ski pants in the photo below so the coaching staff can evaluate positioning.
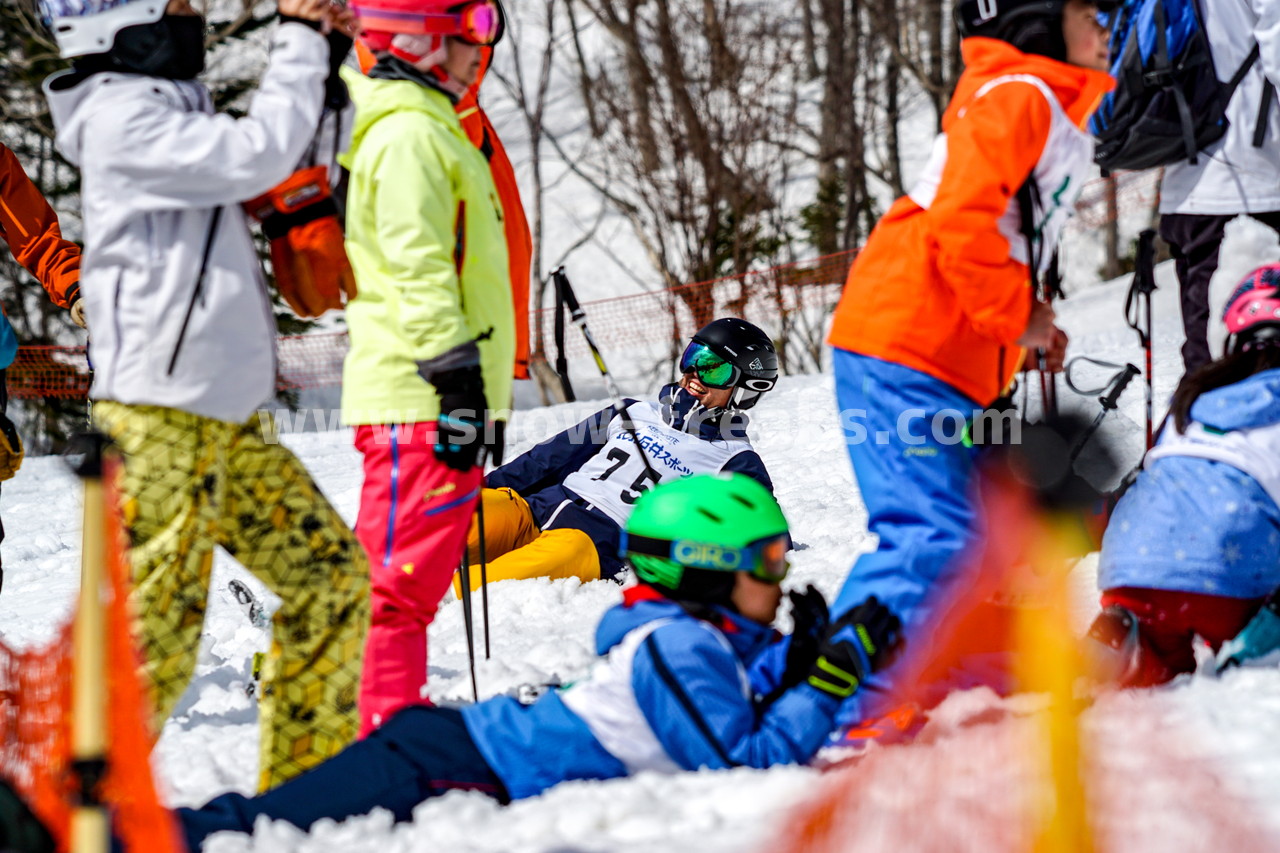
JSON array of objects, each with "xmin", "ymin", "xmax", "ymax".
[
  {"xmin": 177, "ymin": 707, "xmax": 506, "ymax": 849},
  {"xmin": 830, "ymin": 349, "xmax": 983, "ymax": 723}
]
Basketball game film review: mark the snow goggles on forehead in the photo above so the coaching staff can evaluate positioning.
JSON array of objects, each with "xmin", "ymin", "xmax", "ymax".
[
  {"xmin": 366, "ymin": 0, "xmax": 501, "ymax": 46},
  {"xmin": 624, "ymin": 531, "xmax": 793, "ymax": 584},
  {"xmin": 678, "ymin": 341, "xmax": 774, "ymax": 392}
]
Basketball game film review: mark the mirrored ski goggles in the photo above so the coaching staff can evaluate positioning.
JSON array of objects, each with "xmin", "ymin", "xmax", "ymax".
[
  {"xmin": 679, "ymin": 341, "xmax": 774, "ymax": 392},
  {"xmin": 623, "ymin": 531, "xmax": 793, "ymax": 584},
  {"xmin": 410, "ymin": 0, "xmax": 501, "ymax": 46}
]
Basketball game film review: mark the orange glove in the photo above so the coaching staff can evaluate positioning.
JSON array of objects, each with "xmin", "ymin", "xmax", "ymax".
[{"xmin": 244, "ymin": 166, "xmax": 357, "ymax": 318}]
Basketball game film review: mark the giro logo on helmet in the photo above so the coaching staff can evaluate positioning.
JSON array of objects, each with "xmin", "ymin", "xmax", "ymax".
[{"xmin": 672, "ymin": 540, "xmax": 744, "ymax": 570}]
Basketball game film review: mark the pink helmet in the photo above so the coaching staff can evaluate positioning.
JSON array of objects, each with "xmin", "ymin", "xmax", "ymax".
[
  {"xmin": 1223, "ymin": 263, "xmax": 1280, "ymax": 354},
  {"xmin": 351, "ymin": 0, "xmax": 501, "ymax": 71}
]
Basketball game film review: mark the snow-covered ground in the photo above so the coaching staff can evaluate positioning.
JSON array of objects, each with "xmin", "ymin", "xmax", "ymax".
[{"xmin": 2, "ymin": 221, "xmax": 1280, "ymax": 851}]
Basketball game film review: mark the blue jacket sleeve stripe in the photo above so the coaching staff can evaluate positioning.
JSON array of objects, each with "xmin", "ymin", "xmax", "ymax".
[{"xmin": 642, "ymin": 634, "xmax": 740, "ymax": 769}]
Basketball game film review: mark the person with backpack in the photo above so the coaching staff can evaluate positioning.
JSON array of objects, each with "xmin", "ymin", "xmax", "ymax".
[
  {"xmin": 1092, "ymin": 1, "xmax": 1280, "ymax": 376},
  {"xmin": 1087, "ymin": 262, "xmax": 1280, "ymax": 686},
  {"xmin": 455, "ymin": 318, "xmax": 776, "ymax": 593},
  {"xmin": 338, "ymin": 0, "xmax": 516, "ymax": 736},
  {"xmin": 0, "ymin": 142, "xmax": 86, "ymax": 596},
  {"xmin": 823, "ymin": 0, "xmax": 1114, "ymax": 731},
  {"xmin": 1162, "ymin": 2, "xmax": 1280, "ymax": 376},
  {"xmin": 40, "ymin": 0, "xmax": 370, "ymax": 790},
  {"xmin": 174, "ymin": 474, "xmax": 904, "ymax": 849}
]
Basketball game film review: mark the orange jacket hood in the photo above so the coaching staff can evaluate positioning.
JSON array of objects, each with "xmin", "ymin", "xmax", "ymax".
[{"xmin": 948, "ymin": 38, "xmax": 1114, "ymax": 130}]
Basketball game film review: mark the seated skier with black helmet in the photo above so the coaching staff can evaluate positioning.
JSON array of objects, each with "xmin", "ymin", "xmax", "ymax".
[
  {"xmin": 176, "ymin": 474, "xmax": 904, "ymax": 849},
  {"xmin": 454, "ymin": 318, "xmax": 779, "ymax": 592}
]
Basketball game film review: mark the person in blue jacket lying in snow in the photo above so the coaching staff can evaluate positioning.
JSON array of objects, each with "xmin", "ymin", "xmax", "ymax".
[
  {"xmin": 178, "ymin": 474, "xmax": 903, "ymax": 849},
  {"xmin": 454, "ymin": 318, "xmax": 777, "ymax": 594},
  {"xmin": 1088, "ymin": 262, "xmax": 1280, "ymax": 684}
]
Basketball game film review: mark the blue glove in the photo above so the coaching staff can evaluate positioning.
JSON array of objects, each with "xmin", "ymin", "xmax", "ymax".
[{"xmin": 1217, "ymin": 592, "xmax": 1280, "ymax": 673}]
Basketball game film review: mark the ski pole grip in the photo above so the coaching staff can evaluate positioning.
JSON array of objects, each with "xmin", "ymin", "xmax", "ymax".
[
  {"xmin": 552, "ymin": 267, "xmax": 582, "ymax": 314},
  {"xmin": 1135, "ymin": 229, "xmax": 1157, "ymax": 294},
  {"xmin": 1101, "ymin": 363, "xmax": 1140, "ymax": 411}
]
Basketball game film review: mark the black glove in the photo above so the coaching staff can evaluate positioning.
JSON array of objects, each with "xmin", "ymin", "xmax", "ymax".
[
  {"xmin": 422, "ymin": 363, "xmax": 488, "ymax": 473},
  {"xmin": 781, "ymin": 585, "xmax": 830, "ymax": 686},
  {"xmin": 758, "ymin": 585, "xmax": 830, "ymax": 707},
  {"xmin": 325, "ymin": 30, "xmax": 353, "ymax": 109},
  {"xmin": 807, "ymin": 595, "xmax": 904, "ymax": 700}
]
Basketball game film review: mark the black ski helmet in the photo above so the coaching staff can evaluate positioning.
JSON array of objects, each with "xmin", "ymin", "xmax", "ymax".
[
  {"xmin": 954, "ymin": 0, "xmax": 1116, "ymax": 63},
  {"xmin": 683, "ymin": 318, "xmax": 779, "ymax": 410}
]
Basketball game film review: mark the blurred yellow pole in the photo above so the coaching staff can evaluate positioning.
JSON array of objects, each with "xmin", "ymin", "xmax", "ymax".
[
  {"xmin": 1015, "ymin": 514, "xmax": 1093, "ymax": 853},
  {"xmin": 70, "ymin": 436, "xmax": 109, "ymax": 853}
]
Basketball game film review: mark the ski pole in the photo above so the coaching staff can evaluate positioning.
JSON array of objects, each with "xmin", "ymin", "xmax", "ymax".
[
  {"xmin": 550, "ymin": 267, "xmax": 661, "ymax": 481},
  {"xmin": 1037, "ymin": 348, "xmax": 1059, "ymax": 421},
  {"xmin": 1065, "ymin": 358, "xmax": 1140, "ymax": 462},
  {"xmin": 476, "ymin": 493, "xmax": 491, "ymax": 660},
  {"xmin": 552, "ymin": 273, "xmax": 576, "ymax": 403},
  {"xmin": 457, "ymin": 555, "xmax": 479, "ymax": 702},
  {"xmin": 1126, "ymin": 230, "xmax": 1158, "ymax": 450}
]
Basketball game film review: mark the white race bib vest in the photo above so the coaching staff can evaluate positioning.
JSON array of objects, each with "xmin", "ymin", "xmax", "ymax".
[
  {"xmin": 561, "ymin": 401, "xmax": 758, "ymax": 527},
  {"xmin": 1147, "ymin": 420, "xmax": 1280, "ymax": 510},
  {"xmin": 560, "ymin": 618, "xmax": 750, "ymax": 774},
  {"xmin": 907, "ymin": 74, "xmax": 1095, "ymax": 275}
]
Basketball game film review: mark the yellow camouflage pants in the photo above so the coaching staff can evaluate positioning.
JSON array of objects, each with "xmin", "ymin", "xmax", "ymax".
[{"xmin": 93, "ymin": 402, "xmax": 369, "ymax": 791}]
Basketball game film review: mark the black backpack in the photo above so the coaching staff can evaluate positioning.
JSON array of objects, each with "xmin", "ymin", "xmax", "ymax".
[{"xmin": 1090, "ymin": 0, "xmax": 1274, "ymax": 172}]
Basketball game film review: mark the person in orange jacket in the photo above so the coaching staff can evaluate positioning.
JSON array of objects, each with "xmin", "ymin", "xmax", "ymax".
[
  {"xmin": 0, "ymin": 141, "xmax": 85, "ymax": 595},
  {"xmin": 821, "ymin": 0, "xmax": 1114, "ymax": 735}
]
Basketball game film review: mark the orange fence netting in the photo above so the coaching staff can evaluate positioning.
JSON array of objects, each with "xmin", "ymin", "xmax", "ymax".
[{"xmin": 0, "ymin": 456, "xmax": 184, "ymax": 853}]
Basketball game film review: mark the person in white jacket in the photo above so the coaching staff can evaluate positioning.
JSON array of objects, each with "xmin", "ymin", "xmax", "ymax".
[
  {"xmin": 40, "ymin": 0, "xmax": 369, "ymax": 790},
  {"xmin": 1160, "ymin": 0, "xmax": 1280, "ymax": 375}
]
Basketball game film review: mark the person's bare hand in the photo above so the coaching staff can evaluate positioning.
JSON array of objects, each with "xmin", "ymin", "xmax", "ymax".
[
  {"xmin": 280, "ymin": 0, "xmax": 327, "ymax": 22},
  {"xmin": 325, "ymin": 3, "xmax": 359, "ymax": 37},
  {"xmin": 1016, "ymin": 300, "xmax": 1056, "ymax": 351},
  {"xmin": 1042, "ymin": 325, "xmax": 1068, "ymax": 373}
]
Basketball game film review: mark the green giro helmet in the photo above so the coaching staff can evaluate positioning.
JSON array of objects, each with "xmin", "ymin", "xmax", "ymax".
[{"xmin": 621, "ymin": 473, "xmax": 792, "ymax": 606}]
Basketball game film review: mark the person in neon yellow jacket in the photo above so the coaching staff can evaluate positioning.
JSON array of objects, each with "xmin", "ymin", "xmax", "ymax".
[{"xmin": 340, "ymin": 0, "xmax": 515, "ymax": 736}]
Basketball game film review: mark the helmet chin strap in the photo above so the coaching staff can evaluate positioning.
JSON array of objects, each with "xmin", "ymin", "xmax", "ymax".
[{"xmin": 389, "ymin": 33, "xmax": 468, "ymax": 96}]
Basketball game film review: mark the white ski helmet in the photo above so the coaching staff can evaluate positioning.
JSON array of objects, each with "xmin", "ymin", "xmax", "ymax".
[{"xmin": 40, "ymin": 0, "xmax": 167, "ymax": 59}]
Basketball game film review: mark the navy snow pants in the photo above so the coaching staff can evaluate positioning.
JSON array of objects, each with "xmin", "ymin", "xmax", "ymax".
[{"xmin": 177, "ymin": 707, "xmax": 507, "ymax": 850}]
